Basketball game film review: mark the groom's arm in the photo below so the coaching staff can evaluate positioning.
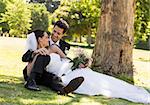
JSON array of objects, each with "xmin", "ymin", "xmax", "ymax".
[
  {"xmin": 22, "ymin": 50, "xmax": 34, "ymax": 62},
  {"xmin": 22, "ymin": 48, "xmax": 49, "ymax": 62}
]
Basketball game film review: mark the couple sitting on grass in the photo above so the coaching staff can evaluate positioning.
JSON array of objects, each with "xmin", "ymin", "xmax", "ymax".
[{"xmin": 22, "ymin": 19, "xmax": 150, "ymax": 104}]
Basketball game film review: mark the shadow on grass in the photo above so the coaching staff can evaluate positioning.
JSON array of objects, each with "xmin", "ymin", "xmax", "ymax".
[
  {"xmin": 0, "ymin": 74, "xmax": 60, "ymax": 105},
  {"xmin": 0, "ymin": 75, "xmax": 145, "ymax": 105},
  {"xmin": 70, "ymin": 44, "xmax": 94, "ymax": 49}
]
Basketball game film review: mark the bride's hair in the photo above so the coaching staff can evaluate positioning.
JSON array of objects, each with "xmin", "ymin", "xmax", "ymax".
[
  {"xmin": 25, "ymin": 30, "xmax": 46, "ymax": 51},
  {"xmin": 33, "ymin": 30, "xmax": 45, "ymax": 41}
]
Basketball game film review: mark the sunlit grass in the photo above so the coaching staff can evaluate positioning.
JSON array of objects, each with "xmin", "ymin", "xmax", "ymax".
[{"xmin": 0, "ymin": 37, "xmax": 149, "ymax": 105}]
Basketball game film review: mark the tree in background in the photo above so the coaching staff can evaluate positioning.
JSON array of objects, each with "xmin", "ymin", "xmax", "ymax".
[
  {"xmin": 92, "ymin": 0, "xmax": 135, "ymax": 83},
  {"xmin": 134, "ymin": 0, "xmax": 150, "ymax": 49},
  {"xmin": 0, "ymin": 0, "xmax": 32, "ymax": 37},
  {"xmin": 0, "ymin": 0, "xmax": 8, "ymax": 34},
  {"xmin": 28, "ymin": 3, "xmax": 49, "ymax": 31},
  {"xmin": 51, "ymin": 0, "xmax": 100, "ymax": 46},
  {"xmin": 0, "ymin": 0, "xmax": 149, "ymax": 51},
  {"xmin": 45, "ymin": 0, "xmax": 60, "ymax": 13},
  {"xmin": 29, "ymin": 0, "xmax": 60, "ymax": 13},
  {"xmin": 0, "ymin": 0, "xmax": 6, "ymax": 17}
]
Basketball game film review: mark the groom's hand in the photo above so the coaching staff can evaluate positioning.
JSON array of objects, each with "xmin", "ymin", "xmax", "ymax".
[{"xmin": 34, "ymin": 48, "xmax": 49, "ymax": 55}]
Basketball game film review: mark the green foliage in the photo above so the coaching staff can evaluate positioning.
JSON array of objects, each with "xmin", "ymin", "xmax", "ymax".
[
  {"xmin": 28, "ymin": 3, "xmax": 49, "ymax": 31},
  {"xmin": 29, "ymin": 0, "xmax": 60, "ymax": 13},
  {"xmin": 0, "ymin": 0, "xmax": 6, "ymax": 17},
  {"xmin": 0, "ymin": 0, "xmax": 9, "ymax": 31},
  {"xmin": 134, "ymin": 0, "xmax": 150, "ymax": 44},
  {"xmin": 0, "ymin": 0, "xmax": 51, "ymax": 37},
  {"xmin": 0, "ymin": 0, "xmax": 149, "ymax": 47},
  {"xmin": 0, "ymin": 0, "xmax": 32, "ymax": 37},
  {"xmin": 51, "ymin": 0, "xmax": 101, "ymax": 43},
  {"xmin": 45, "ymin": 0, "xmax": 60, "ymax": 13}
]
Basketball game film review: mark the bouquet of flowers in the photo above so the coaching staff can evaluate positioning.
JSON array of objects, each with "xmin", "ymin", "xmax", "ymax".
[{"xmin": 70, "ymin": 48, "xmax": 92, "ymax": 70}]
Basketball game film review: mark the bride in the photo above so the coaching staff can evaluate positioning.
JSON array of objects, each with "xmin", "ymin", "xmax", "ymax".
[
  {"xmin": 27, "ymin": 32, "xmax": 150, "ymax": 104},
  {"xmin": 46, "ymin": 53, "xmax": 150, "ymax": 104}
]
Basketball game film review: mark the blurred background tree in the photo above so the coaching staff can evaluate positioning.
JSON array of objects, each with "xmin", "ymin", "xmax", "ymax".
[
  {"xmin": 0, "ymin": 0, "xmax": 8, "ymax": 34},
  {"xmin": 0, "ymin": 0, "xmax": 149, "ymax": 50},
  {"xmin": 51, "ymin": 0, "xmax": 100, "ymax": 46},
  {"xmin": 28, "ymin": 3, "xmax": 49, "ymax": 32},
  {"xmin": 29, "ymin": 0, "xmax": 60, "ymax": 13},
  {"xmin": 134, "ymin": 0, "xmax": 150, "ymax": 50},
  {"xmin": 0, "ymin": 0, "xmax": 31, "ymax": 37}
]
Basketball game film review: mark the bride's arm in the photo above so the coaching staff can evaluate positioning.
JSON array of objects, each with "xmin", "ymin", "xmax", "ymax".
[{"xmin": 49, "ymin": 45, "xmax": 66, "ymax": 58}]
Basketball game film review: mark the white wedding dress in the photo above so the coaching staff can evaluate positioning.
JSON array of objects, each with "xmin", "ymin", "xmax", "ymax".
[{"xmin": 46, "ymin": 53, "xmax": 150, "ymax": 104}]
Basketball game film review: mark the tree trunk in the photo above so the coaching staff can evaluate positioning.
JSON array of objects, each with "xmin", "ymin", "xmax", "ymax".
[
  {"xmin": 79, "ymin": 34, "xmax": 82, "ymax": 43},
  {"xmin": 92, "ymin": 0, "xmax": 135, "ymax": 82},
  {"xmin": 87, "ymin": 34, "xmax": 92, "ymax": 47},
  {"xmin": 87, "ymin": 25, "xmax": 92, "ymax": 47},
  {"xmin": 148, "ymin": 36, "xmax": 150, "ymax": 50}
]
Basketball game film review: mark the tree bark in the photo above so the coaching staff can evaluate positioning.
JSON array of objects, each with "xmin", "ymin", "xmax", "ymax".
[
  {"xmin": 79, "ymin": 34, "xmax": 82, "ymax": 43},
  {"xmin": 92, "ymin": 0, "xmax": 135, "ymax": 82},
  {"xmin": 87, "ymin": 25, "xmax": 92, "ymax": 47}
]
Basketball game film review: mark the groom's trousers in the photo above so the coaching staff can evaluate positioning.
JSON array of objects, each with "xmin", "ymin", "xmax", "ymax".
[{"xmin": 23, "ymin": 54, "xmax": 65, "ymax": 92}]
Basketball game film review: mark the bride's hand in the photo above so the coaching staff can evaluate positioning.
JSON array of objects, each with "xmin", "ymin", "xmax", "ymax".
[
  {"xmin": 78, "ymin": 58, "xmax": 93, "ymax": 69},
  {"xmin": 78, "ymin": 63, "xmax": 87, "ymax": 68},
  {"xmin": 34, "ymin": 48, "xmax": 49, "ymax": 55}
]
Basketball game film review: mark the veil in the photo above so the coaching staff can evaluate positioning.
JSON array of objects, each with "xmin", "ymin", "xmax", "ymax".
[{"xmin": 25, "ymin": 32, "xmax": 37, "ymax": 52}]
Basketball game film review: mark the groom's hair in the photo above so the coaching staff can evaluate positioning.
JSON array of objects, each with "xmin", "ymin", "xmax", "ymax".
[
  {"xmin": 33, "ymin": 30, "xmax": 45, "ymax": 41},
  {"xmin": 54, "ymin": 19, "xmax": 69, "ymax": 34}
]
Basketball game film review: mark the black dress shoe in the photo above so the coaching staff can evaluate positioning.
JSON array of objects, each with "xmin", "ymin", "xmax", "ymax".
[
  {"xmin": 60, "ymin": 76, "xmax": 84, "ymax": 95},
  {"xmin": 24, "ymin": 79, "xmax": 40, "ymax": 91}
]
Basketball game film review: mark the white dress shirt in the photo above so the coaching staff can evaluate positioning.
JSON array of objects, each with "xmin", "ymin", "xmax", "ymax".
[{"xmin": 49, "ymin": 37, "xmax": 60, "ymax": 46}]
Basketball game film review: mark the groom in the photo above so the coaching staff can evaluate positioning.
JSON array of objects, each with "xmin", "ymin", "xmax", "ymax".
[
  {"xmin": 49, "ymin": 19, "xmax": 70, "ymax": 55},
  {"xmin": 22, "ymin": 20, "xmax": 84, "ymax": 94}
]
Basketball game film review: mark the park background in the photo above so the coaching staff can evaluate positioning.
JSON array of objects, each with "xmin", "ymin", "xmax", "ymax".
[{"xmin": 0, "ymin": 0, "xmax": 150, "ymax": 105}]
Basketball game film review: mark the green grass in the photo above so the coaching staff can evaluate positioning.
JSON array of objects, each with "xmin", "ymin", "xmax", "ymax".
[{"xmin": 0, "ymin": 37, "xmax": 150, "ymax": 105}]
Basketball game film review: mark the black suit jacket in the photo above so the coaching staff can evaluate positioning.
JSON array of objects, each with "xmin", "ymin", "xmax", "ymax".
[
  {"xmin": 59, "ymin": 40, "xmax": 70, "ymax": 55},
  {"xmin": 22, "ymin": 39, "xmax": 70, "ymax": 81}
]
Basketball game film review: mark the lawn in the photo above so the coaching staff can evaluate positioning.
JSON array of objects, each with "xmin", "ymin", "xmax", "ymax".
[{"xmin": 0, "ymin": 37, "xmax": 150, "ymax": 105}]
